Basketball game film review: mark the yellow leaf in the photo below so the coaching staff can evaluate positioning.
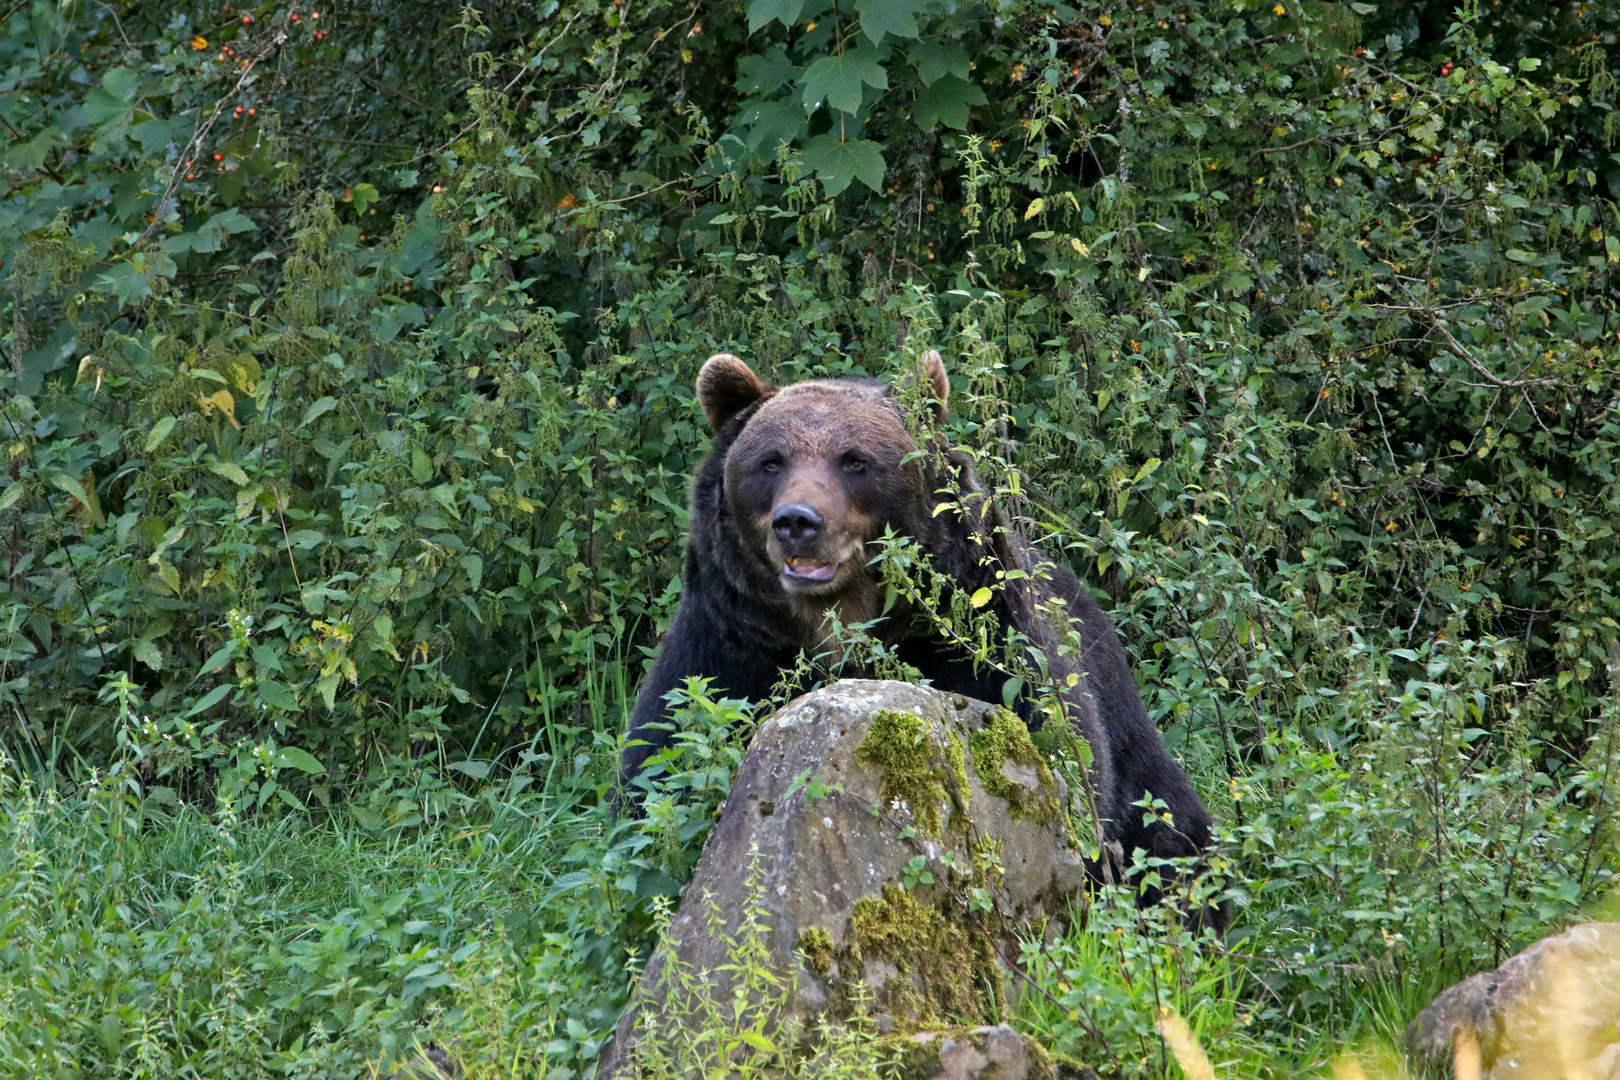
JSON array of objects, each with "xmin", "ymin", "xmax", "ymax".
[
  {"xmin": 1024, "ymin": 198, "xmax": 1045, "ymax": 220},
  {"xmin": 1137, "ymin": 266, "xmax": 1150, "ymax": 281},
  {"xmin": 1071, "ymin": 238, "xmax": 1090, "ymax": 256},
  {"xmin": 516, "ymin": 497, "xmax": 536, "ymax": 513},
  {"xmin": 1099, "ymin": 14, "xmax": 1112, "ymax": 25},
  {"xmin": 970, "ymin": 587, "xmax": 993, "ymax": 608},
  {"xmin": 191, "ymin": 35, "xmax": 208, "ymax": 49},
  {"xmin": 197, "ymin": 389, "xmax": 240, "ymax": 430},
  {"xmin": 155, "ymin": 560, "xmax": 182, "ymax": 595}
]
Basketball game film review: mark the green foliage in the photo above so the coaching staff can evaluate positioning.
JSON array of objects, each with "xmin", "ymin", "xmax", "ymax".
[{"xmin": 4, "ymin": 0, "xmax": 1620, "ymax": 1072}]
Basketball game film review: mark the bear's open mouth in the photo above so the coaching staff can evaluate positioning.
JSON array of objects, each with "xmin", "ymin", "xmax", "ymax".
[{"xmin": 782, "ymin": 557, "xmax": 838, "ymax": 582}]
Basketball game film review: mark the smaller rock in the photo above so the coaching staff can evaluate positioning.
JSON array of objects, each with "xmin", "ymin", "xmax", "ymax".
[{"xmin": 1407, "ymin": 922, "xmax": 1620, "ymax": 1077}]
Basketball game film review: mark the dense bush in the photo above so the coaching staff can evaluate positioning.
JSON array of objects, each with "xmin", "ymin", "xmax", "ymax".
[{"xmin": 3, "ymin": 0, "xmax": 1619, "ymax": 1074}]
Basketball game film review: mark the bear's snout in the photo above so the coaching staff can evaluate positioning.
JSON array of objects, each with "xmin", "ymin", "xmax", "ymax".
[{"xmin": 771, "ymin": 503, "xmax": 824, "ymax": 544}]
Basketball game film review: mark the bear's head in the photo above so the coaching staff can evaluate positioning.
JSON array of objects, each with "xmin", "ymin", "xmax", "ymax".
[{"xmin": 696, "ymin": 351, "xmax": 951, "ymax": 608}]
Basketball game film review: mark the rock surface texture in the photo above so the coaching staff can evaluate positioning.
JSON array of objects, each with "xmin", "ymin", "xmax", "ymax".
[
  {"xmin": 598, "ymin": 680, "xmax": 1093, "ymax": 1079},
  {"xmin": 1407, "ymin": 921, "xmax": 1620, "ymax": 1078}
]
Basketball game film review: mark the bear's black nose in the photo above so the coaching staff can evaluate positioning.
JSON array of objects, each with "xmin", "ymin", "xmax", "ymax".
[{"xmin": 772, "ymin": 503, "xmax": 824, "ymax": 544}]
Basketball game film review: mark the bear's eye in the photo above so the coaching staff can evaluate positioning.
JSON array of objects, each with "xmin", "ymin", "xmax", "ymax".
[
  {"xmin": 759, "ymin": 455, "xmax": 782, "ymax": 474},
  {"xmin": 842, "ymin": 454, "xmax": 868, "ymax": 474}
]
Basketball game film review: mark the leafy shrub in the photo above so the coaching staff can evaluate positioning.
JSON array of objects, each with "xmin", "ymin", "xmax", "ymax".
[{"xmin": 4, "ymin": 0, "xmax": 1620, "ymax": 1072}]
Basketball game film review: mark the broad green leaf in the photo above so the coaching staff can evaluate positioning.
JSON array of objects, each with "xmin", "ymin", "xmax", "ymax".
[
  {"xmin": 800, "ymin": 134, "xmax": 886, "ymax": 196},
  {"xmin": 746, "ymin": 0, "xmax": 805, "ymax": 32},
  {"xmin": 736, "ymin": 49, "xmax": 800, "ymax": 95},
  {"xmin": 301, "ymin": 396, "xmax": 338, "ymax": 428},
  {"xmin": 0, "ymin": 484, "xmax": 24, "ymax": 512},
  {"xmin": 800, "ymin": 49, "xmax": 887, "ymax": 115},
  {"xmin": 208, "ymin": 460, "xmax": 250, "ymax": 486},
  {"xmin": 186, "ymin": 683, "xmax": 232, "ymax": 717},
  {"xmin": 740, "ymin": 100, "xmax": 806, "ymax": 157},
  {"xmin": 259, "ymin": 680, "xmax": 298, "ymax": 711},
  {"xmin": 252, "ymin": 644, "xmax": 283, "ymax": 672},
  {"xmin": 856, "ymin": 0, "xmax": 921, "ymax": 44},
  {"xmin": 908, "ymin": 41, "xmax": 969, "ymax": 85},
  {"xmin": 273, "ymin": 746, "xmax": 325, "ymax": 774},
  {"xmin": 145, "ymin": 416, "xmax": 178, "ymax": 452},
  {"xmin": 317, "ymin": 671, "xmax": 341, "ymax": 711},
  {"xmin": 198, "ymin": 641, "xmax": 239, "ymax": 677},
  {"xmin": 914, "ymin": 74, "xmax": 986, "ymax": 131},
  {"xmin": 133, "ymin": 640, "xmax": 163, "ymax": 670}
]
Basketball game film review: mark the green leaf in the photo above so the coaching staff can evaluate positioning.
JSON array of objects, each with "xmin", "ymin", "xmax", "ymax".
[
  {"xmin": 449, "ymin": 760, "xmax": 490, "ymax": 779},
  {"xmin": 145, "ymin": 416, "xmax": 178, "ymax": 452},
  {"xmin": 346, "ymin": 182, "xmax": 380, "ymax": 215},
  {"xmin": 252, "ymin": 644, "xmax": 283, "ymax": 672},
  {"xmin": 740, "ymin": 100, "xmax": 806, "ymax": 157},
  {"xmin": 736, "ymin": 48, "xmax": 800, "ymax": 95},
  {"xmin": 856, "ymin": 0, "xmax": 921, "ymax": 44},
  {"xmin": 301, "ymin": 396, "xmax": 338, "ymax": 428},
  {"xmin": 317, "ymin": 671, "xmax": 341, "ymax": 711},
  {"xmin": 208, "ymin": 460, "xmax": 250, "ymax": 486},
  {"xmin": 84, "ymin": 68, "xmax": 139, "ymax": 126},
  {"xmin": 800, "ymin": 135, "xmax": 887, "ymax": 196},
  {"xmin": 198, "ymin": 641, "xmax": 239, "ymax": 677},
  {"xmin": 258, "ymin": 680, "xmax": 298, "ymax": 711},
  {"xmin": 909, "ymin": 41, "xmax": 970, "ymax": 85},
  {"xmin": 0, "ymin": 484, "xmax": 24, "ymax": 512},
  {"xmin": 273, "ymin": 746, "xmax": 326, "ymax": 775},
  {"xmin": 746, "ymin": 0, "xmax": 805, "ymax": 32},
  {"xmin": 133, "ymin": 640, "xmax": 163, "ymax": 670},
  {"xmin": 914, "ymin": 74, "xmax": 986, "ymax": 131},
  {"xmin": 800, "ymin": 49, "xmax": 888, "ymax": 115},
  {"xmin": 186, "ymin": 683, "xmax": 232, "ymax": 717}
]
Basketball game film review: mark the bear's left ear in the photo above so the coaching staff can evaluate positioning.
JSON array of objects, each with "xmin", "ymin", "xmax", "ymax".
[
  {"xmin": 697, "ymin": 353, "xmax": 773, "ymax": 430},
  {"xmin": 920, "ymin": 349, "xmax": 950, "ymax": 411}
]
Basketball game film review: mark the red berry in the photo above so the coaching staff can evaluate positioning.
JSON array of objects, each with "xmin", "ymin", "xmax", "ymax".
[
  {"xmin": 243, "ymin": 14, "xmax": 252, "ymax": 22},
  {"xmin": 214, "ymin": 153, "xmax": 223, "ymax": 161}
]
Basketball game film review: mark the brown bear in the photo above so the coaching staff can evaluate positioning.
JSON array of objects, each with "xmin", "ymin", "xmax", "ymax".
[{"xmin": 622, "ymin": 350, "xmax": 1222, "ymax": 917}]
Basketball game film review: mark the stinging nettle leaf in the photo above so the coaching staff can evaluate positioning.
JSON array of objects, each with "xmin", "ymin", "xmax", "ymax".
[
  {"xmin": 145, "ymin": 416, "xmax": 178, "ymax": 452},
  {"xmin": 301, "ymin": 396, "xmax": 338, "ymax": 428}
]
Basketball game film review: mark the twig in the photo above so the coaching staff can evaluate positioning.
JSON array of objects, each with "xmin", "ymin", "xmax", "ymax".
[{"xmin": 137, "ymin": 30, "xmax": 287, "ymax": 248}]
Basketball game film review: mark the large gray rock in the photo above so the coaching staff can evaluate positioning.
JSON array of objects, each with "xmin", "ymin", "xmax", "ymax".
[
  {"xmin": 1407, "ymin": 922, "xmax": 1620, "ymax": 1077},
  {"xmin": 598, "ymin": 680, "xmax": 1093, "ymax": 1079}
]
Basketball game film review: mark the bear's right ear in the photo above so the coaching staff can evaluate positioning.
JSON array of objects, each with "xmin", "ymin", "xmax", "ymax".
[{"xmin": 697, "ymin": 353, "xmax": 772, "ymax": 430}]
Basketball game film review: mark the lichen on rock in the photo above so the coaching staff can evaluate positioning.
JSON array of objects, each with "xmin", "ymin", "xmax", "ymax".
[{"xmin": 970, "ymin": 707, "xmax": 1061, "ymax": 825}]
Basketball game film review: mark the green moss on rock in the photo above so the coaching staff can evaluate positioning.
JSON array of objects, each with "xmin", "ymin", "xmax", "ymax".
[
  {"xmin": 856, "ymin": 709, "xmax": 967, "ymax": 837},
  {"xmin": 846, "ymin": 883, "xmax": 1000, "ymax": 1027},
  {"xmin": 796, "ymin": 925, "xmax": 836, "ymax": 979},
  {"xmin": 970, "ymin": 708, "xmax": 1061, "ymax": 825}
]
